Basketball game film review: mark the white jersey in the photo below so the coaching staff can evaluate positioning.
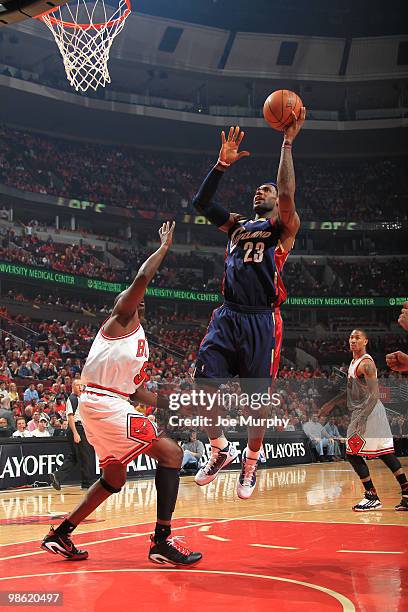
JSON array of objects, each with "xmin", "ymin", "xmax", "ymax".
[
  {"xmin": 346, "ymin": 352, "xmax": 393, "ymax": 456},
  {"xmin": 81, "ymin": 320, "xmax": 149, "ymax": 396},
  {"xmin": 348, "ymin": 353, "xmax": 374, "ymax": 380}
]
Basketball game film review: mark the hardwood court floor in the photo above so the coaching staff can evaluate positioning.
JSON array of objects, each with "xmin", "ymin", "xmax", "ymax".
[{"xmin": 0, "ymin": 459, "xmax": 407, "ymax": 611}]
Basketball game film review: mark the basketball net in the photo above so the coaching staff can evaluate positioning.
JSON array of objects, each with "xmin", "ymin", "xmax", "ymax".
[{"xmin": 38, "ymin": 0, "xmax": 131, "ymax": 93}]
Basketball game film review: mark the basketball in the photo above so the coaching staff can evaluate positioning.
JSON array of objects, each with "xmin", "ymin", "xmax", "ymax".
[{"xmin": 263, "ymin": 89, "xmax": 303, "ymax": 131}]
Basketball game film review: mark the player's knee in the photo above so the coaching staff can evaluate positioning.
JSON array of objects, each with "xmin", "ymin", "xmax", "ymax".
[
  {"xmin": 101, "ymin": 464, "xmax": 127, "ymax": 492},
  {"xmin": 347, "ymin": 454, "xmax": 369, "ymax": 479},
  {"xmin": 379, "ymin": 453, "xmax": 401, "ymax": 473},
  {"xmin": 157, "ymin": 438, "xmax": 183, "ymax": 468}
]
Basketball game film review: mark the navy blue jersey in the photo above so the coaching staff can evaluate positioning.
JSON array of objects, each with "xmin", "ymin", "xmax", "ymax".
[{"xmin": 222, "ymin": 216, "xmax": 289, "ymax": 308}]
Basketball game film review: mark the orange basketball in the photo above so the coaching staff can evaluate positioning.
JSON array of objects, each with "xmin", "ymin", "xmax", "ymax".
[{"xmin": 263, "ymin": 89, "xmax": 303, "ymax": 131}]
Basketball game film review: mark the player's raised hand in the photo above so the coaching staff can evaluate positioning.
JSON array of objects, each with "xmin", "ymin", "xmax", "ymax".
[
  {"xmin": 284, "ymin": 106, "xmax": 306, "ymax": 143},
  {"xmin": 159, "ymin": 221, "xmax": 175, "ymax": 248},
  {"xmin": 217, "ymin": 125, "xmax": 250, "ymax": 168},
  {"xmin": 386, "ymin": 350, "xmax": 408, "ymax": 373}
]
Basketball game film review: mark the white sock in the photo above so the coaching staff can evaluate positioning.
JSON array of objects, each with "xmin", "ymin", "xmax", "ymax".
[
  {"xmin": 245, "ymin": 446, "xmax": 260, "ymax": 462},
  {"xmin": 210, "ymin": 436, "xmax": 229, "ymax": 451}
]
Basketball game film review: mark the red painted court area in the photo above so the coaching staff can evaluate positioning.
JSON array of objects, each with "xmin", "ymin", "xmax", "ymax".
[{"xmin": 1, "ymin": 518, "xmax": 407, "ymax": 611}]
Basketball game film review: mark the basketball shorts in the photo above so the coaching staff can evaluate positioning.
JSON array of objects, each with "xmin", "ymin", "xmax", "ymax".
[
  {"xmin": 346, "ymin": 401, "xmax": 394, "ymax": 457},
  {"xmin": 80, "ymin": 390, "xmax": 159, "ymax": 469},
  {"xmin": 194, "ymin": 302, "xmax": 283, "ymax": 391}
]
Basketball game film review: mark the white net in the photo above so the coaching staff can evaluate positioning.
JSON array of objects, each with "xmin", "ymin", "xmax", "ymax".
[{"xmin": 39, "ymin": 0, "xmax": 131, "ymax": 93}]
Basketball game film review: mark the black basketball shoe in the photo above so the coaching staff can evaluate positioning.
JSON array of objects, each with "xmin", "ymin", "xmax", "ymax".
[
  {"xmin": 49, "ymin": 473, "xmax": 61, "ymax": 491},
  {"xmin": 41, "ymin": 527, "xmax": 88, "ymax": 560},
  {"xmin": 148, "ymin": 535, "xmax": 202, "ymax": 566},
  {"xmin": 395, "ymin": 496, "xmax": 408, "ymax": 511}
]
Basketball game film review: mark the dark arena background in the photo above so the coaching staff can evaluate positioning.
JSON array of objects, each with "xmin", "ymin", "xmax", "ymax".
[{"xmin": 0, "ymin": 1, "xmax": 407, "ymax": 610}]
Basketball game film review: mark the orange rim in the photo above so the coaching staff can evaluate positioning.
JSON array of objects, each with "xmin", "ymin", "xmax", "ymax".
[{"xmin": 37, "ymin": 0, "xmax": 131, "ymax": 30}]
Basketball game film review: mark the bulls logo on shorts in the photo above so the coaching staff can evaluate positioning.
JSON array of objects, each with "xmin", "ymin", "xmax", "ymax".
[
  {"xmin": 347, "ymin": 433, "xmax": 366, "ymax": 454},
  {"xmin": 127, "ymin": 414, "xmax": 158, "ymax": 454}
]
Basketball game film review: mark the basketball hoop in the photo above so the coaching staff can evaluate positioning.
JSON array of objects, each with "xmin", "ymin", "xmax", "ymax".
[{"xmin": 37, "ymin": 0, "xmax": 131, "ymax": 92}]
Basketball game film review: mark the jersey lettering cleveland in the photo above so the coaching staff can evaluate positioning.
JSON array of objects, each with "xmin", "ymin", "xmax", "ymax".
[
  {"xmin": 81, "ymin": 321, "xmax": 149, "ymax": 396},
  {"xmin": 223, "ymin": 217, "xmax": 288, "ymax": 308}
]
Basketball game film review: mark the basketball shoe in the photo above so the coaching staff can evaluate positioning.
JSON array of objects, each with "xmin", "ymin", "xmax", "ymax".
[
  {"xmin": 352, "ymin": 492, "xmax": 382, "ymax": 512},
  {"xmin": 236, "ymin": 448, "xmax": 258, "ymax": 499},
  {"xmin": 395, "ymin": 496, "xmax": 408, "ymax": 511},
  {"xmin": 49, "ymin": 473, "xmax": 61, "ymax": 491},
  {"xmin": 148, "ymin": 535, "xmax": 202, "ymax": 566},
  {"xmin": 195, "ymin": 443, "xmax": 238, "ymax": 486},
  {"xmin": 41, "ymin": 526, "xmax": 88, "ymax": 560}
]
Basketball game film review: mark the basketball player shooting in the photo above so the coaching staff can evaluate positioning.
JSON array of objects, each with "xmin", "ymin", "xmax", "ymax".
[
  {"xmin": 191, "ymin": 109, "xmax": 305, "ymax": 498},
  {"xmin": 335, "ymin": 330, "xmax": 407, "ymax": 511},
  {"xmin": 41, "ymin": 221, "xmax": 203, "ymax": 565}
]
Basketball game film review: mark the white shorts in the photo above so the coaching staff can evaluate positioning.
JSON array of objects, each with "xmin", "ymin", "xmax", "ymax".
[
  {"xmin": 80, "ymin": 391, "xmax": 159, "ymax": 468},
  {"xmin": 346, "ymin": 401, "xmax": 394, "ymax": 457}
]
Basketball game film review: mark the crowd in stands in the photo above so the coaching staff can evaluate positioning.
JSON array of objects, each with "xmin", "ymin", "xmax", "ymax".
[
  {"xmin": 4, "ymin": 289, "xmax": 111, "ymax": 316},
  {"xmin": 1, "ymin": 124, "xmax": 407, "ymax": 222},
  {"xmin": 0, "ymin": 230, "xmax": 130, "ymax": 282},
  {"xmin": 2, "ymin": 221, "xmax": 407, "ymax": 295},
  {"xmin": 328, "ymin": 258, "xmax": 408, "ymax": 296}
]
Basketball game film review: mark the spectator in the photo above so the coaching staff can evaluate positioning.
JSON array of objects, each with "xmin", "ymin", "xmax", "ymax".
[
  {"xmin": 302, "ymin": 414, "xmax": 335, "ymax": 461},
  {"xmin": 23, "ymin": 383, "xmax": 39, "ymax": 404},
  {"xmin": 12, "ymin": 417, "xmax": 32, "ymax": 438},
  {"xmin": 17, "ymin": 359, "xmax": 34, "ymax": 378},
  {"xmin": 181, "ymin": 431, "xmax": 205, "ymax": 473},
  {"xmin": 321, "ymin": 416, "xmax": 345, "ymax": 460},
  {"xmin": 27, "ymin": 411, "xmax": 41, "ymax": 432},
  {"xmin": 31, "ymin": 416, "xmax": 51, "ymax": 437},
  {"xmin": 8, "ymin": 382, "xmax": 20, "ymax": 403},
  {"xmin": 0, "ymin": 381, "xmax": 10, "ymax": 408},
  {"xmin": 0, "ymin": 416, "xmax": 13, "ymax": 438},
  {"xmin": 0, "ymin": 402, "xmax": 15, "ymax": 431}
]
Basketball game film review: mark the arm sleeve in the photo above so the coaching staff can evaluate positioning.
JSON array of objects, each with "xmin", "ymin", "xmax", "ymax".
[{"xmin": 192, "ymin": 167, "xmax": 230, "ymax": 227}]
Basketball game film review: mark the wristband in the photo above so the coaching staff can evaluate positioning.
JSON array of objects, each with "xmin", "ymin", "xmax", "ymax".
[
  {"xmin": 216, "ymin": 159, "xmax": 231, "ymax": 169},
  {"xmin": 282, "ymin": 141, "xmax": 292, "ymax": 149}
]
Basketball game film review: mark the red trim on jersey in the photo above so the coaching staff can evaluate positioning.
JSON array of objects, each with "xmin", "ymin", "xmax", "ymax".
[
  {"xmin": 85, "ymin": 382, "xmax": 130, "ymax": 398},
  {"xmin": 270, "ymin": 307, "xmax": 283, "ymax": 381},
  {"xmin": 346, "ymin": 447, "xmax": 394, "ymax": 458},
  {"xmin": 100, "ymin": 320, "xmax": 141, "ymax": 340},
  {"xmin": 220, "ymin": 245, "xmax": 228, "ymax": 296},
  {"xmin": 273, "ymin": 243, "xmax": 289, "ymax": 307},
  {"xmin": 99, "ymin": 455, "xmax": 117, "ymax": 466},
  {"xmin": 199, "ymin": 307, "xmax": 220, "ymax": 350}
]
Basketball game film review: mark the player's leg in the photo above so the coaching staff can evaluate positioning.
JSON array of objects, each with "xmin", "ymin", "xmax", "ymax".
[
  {"xmin": 237, "ymin": 308, "xmax": 280, "ymax": 499},
  {"xmin": 379, "ymin": 453, "xmax": 408, "ymax": 511},
  {"xmin": 145, "ymin": 436, "xmax": 202, "ymax": 565},
  {"xmin": 347, "ymin": 454, "xmax": 382, "ymax": 511},
  {"xmin": 194, "ymin": 307, "xmax": 239, "ymax": 486},
  {"xmin": 41, "ymin": 462, "xmax": 127, "ymax": 559}
]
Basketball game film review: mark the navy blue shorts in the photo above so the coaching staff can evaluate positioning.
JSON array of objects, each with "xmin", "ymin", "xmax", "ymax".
[{"xmin": 194, "ymin": 302, "xmax": 283, "ymax": 389}]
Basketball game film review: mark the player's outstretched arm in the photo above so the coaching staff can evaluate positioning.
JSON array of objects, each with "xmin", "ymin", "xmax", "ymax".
[
  {"xmin": 112, "ymin": 221, "xmax": 175, "ymax": 317},
  {"xmin": 192, "ymin": 126, "xmax": 249, "ymax": 233},
  {"xmin": 276, "ymin": 107, "xmax": 305, "ymax": 249}
]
